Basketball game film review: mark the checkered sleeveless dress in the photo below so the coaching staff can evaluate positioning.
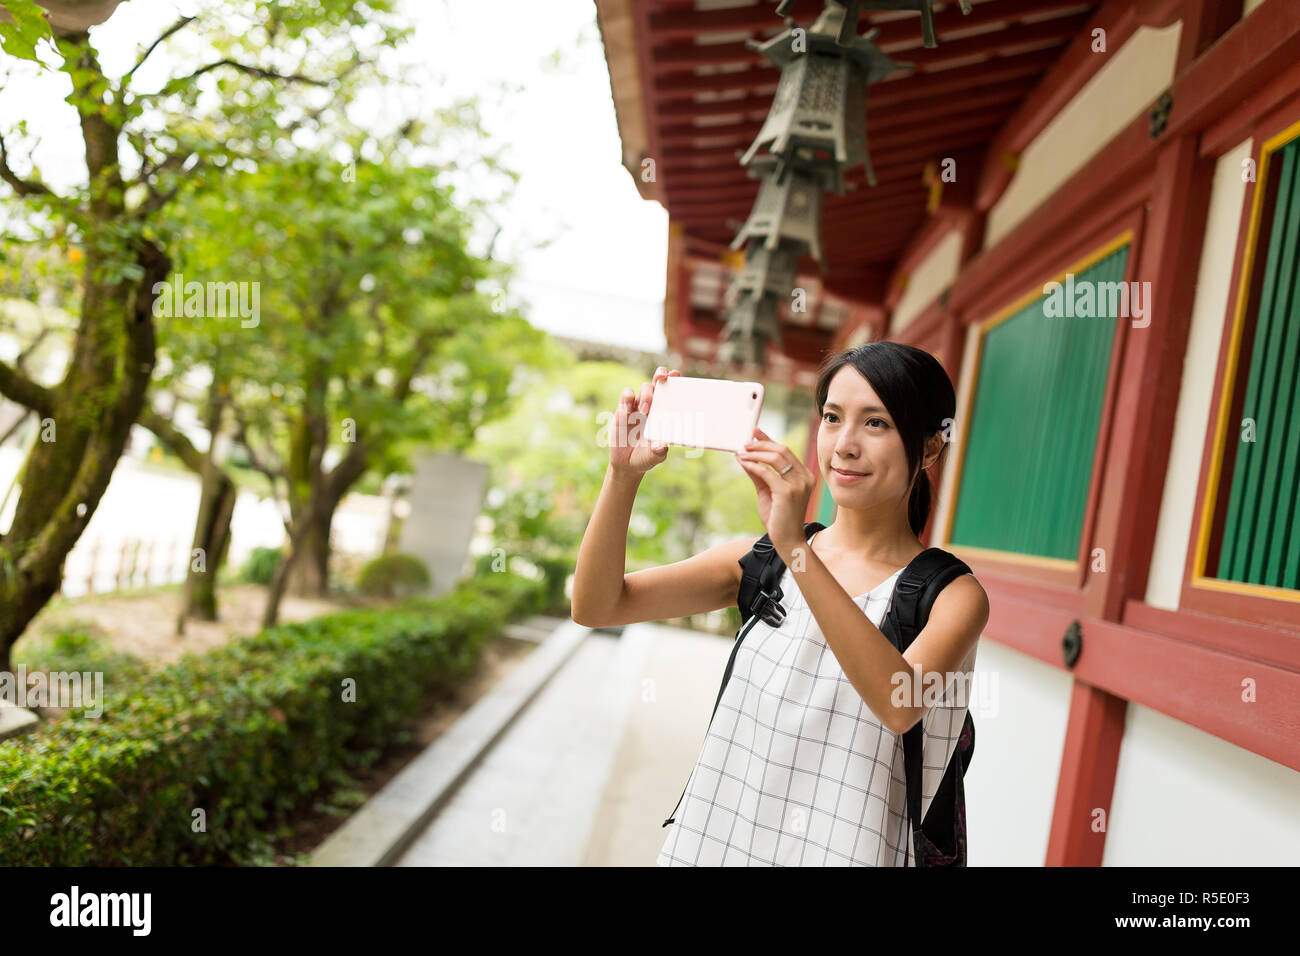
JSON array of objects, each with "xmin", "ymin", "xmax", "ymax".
[{"xmin": 658, "ymin": 533, "xmax": 976, "ymax": 867}]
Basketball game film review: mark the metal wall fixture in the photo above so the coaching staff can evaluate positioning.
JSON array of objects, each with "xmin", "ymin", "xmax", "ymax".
[{"xmin": 1062, "ymin": 620, "xmax": 1083, "ymax": 668}]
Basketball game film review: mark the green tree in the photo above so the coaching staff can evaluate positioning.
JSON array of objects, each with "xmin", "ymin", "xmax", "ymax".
[
  {"xmin": 155, "ymin": 131, "xmax": 556, "ymax": 625},
  {"xmin": 470, "ymin": 359, "xmax": 760, "ymax": 628},
  {"xmin": 0, "ymin": 0, "xmax": 406, "ymax": 669}
]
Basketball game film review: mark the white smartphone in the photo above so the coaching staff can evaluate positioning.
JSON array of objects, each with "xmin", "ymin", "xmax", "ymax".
[{"xmin": 642, "ymin": 375, "xmax": 765, "ymax": 453}]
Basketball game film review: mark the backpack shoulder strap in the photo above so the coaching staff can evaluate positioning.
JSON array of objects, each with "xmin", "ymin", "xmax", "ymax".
[
  {"xmin": 736, "ymin": 520, "xmax": 825, "ymax": 627},
  {"xmin": 879, "ymin": 548, "xmax": 975, "ymax": 866},
  {"xmin": 880, "ymin": 547, "xmax": 972, "ymax": 655}
]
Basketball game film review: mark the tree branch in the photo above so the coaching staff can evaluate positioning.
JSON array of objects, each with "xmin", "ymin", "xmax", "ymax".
[
  {"xmin": 229, "ymin": 403, "xmax": 291, "ymax": 530},
  {"xmin": 122, "ymin": 15, "xmax": 197, "ymax": 86},
  {"xmin": 0, "ymin": 132, "xmax": 54, "ymax": 197},
  {"xmin": 138, "ymin": 405, "xmax": 205, "ymax": 473},
  {"xmin": 0, "ymin": 408, "xmax": 31, "ymax": 447},
  {"xmin": 161, "ymin": 58, "xmax": 333, "ymax": 92},
  {"xmin": 0, "ymin": 359, "xmax": 55, "ymax": 416}
]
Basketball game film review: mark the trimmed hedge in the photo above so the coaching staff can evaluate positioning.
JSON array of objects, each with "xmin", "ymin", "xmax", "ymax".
[
  {"xmin": 0, "ymin": 571, "xmax": 547, "ymax": 866},
  {"xmin": 358, "ymin": 552, "xmax": 432, "ymax": 599}
]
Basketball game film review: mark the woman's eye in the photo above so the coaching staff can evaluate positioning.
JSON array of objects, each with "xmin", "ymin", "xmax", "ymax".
[
  {"xmin": 868, "ymin": 418, "xmax": 888, "ymax": 428},
  {"xmin": 822, "ymin": 412, "xmax": 837, "ymax": 423}
]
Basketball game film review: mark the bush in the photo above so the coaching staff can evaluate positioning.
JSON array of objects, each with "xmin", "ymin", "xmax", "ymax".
[
  {"xmin": 12, "ymin": 623, "xmax": 149, "ymax": 691},
  {"xmin": 471, "ymin": 552, "xmax": 572, "ymax": 617},
  {"xmin": 357, "ymin": 553, "xmax": 431, "ymax": 599},
  {"xmin": 239, "ymin": 546, "xmax": 282, "ymax": 585},
  {"xmin": 0, "ymin": 571, "xmax": 546, "ymax": 866}
]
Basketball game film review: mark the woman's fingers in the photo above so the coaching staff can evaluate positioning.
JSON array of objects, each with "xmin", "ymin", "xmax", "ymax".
[
  {"xmin": 738, "ymin": 447, "xmax": 793, "ymax": 472},
  {"xmin": 736, "ymin": 452, "xmax": 779, "ymax": 492},
  {"xmin": 649, "ymin": 366, "xmax": 665, "ymax": 404}
]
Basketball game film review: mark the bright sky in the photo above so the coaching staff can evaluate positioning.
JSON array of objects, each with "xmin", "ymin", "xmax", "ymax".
[{"xmin": 0, "ymin": 0, "xmax": 669, "ymax": 352}]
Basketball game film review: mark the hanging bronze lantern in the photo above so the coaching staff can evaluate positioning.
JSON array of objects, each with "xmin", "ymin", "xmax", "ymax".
[
  {"xmin": 729, "ymin": 157, "xmax": 828, "ymax": 264},
  {"xmin": 774, "ymin": 0, "xmax": 972, "ymax": 48},
  {"xmin": 728, "ymin": 241, "xmax": 801, "ymax": 305},
  {"xmin": 719, "ymin": 288, "xmax": 785, "ymax": 368},
  {"xmin": 741, "ymin": 6, "xmax": 905, "ymax": 191}
]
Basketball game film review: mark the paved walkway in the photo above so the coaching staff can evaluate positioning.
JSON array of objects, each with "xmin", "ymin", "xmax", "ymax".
[{"xmin": 394, "ymin": 620, "xmax": 730, "ymax": 867}]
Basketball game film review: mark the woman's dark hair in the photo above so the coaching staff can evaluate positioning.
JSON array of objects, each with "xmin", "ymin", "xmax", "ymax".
[{"xmin": 814, "ymin": 342, "xmax": 957, "ymax": 538}]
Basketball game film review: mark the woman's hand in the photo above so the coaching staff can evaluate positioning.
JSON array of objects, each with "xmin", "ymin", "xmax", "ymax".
[
  {"xmin": 735, "ymin": 427, "xmax": 814, "ymax": 552},
  {"xmin": 609, "ymin": 366, "xmax": 680, "ymax": 476}
]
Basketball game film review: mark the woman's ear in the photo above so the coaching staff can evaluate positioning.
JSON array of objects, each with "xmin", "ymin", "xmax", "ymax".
[{"xmin": 922, "ymin": 430, "xmax": 945, "ymax": 469}]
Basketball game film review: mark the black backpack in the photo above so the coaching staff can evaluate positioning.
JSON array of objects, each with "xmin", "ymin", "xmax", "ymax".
[{"xmin": 662, "ymin": 520, "xmax": 976, "ymax": 868}]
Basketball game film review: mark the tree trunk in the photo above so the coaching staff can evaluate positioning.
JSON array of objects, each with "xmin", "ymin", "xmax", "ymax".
[
  {"xmin": 0, "ymin": 34, "xmax": 167, "ymax": 672},
  {"xmin": 261, "ymin": 514, "xmax": 317, "ymax": 629},
  {"xmin": 177, "ymin": 470, "xmax": 236, "ymax": 629},
  {"xmin": 285, "ymin": 505, "xmax": 333, "ymax": 598},
  {"xmin": 0, "ymin": 240, "xmax": 168, "ymax": 667},
  {"xmin": 262, "ymin": 546, "xmax": 296, "ymax": 630}
]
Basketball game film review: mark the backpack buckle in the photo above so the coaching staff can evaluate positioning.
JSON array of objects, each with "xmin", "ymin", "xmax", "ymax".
[{"xmin": 750, "ymin": 587, "xmax": 786, "ymax": 627}]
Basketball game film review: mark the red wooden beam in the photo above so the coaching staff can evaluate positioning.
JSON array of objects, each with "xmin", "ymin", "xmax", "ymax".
[
  {"xmin": 670, "ymin": 179, "xmax": 925, "ymax": 221},
  {"xmin": 648, "ymin": 0, "xmax": 823, "ymax": 42},
  {"xmin": 649, "ymin": 0, "xmax": 1092, "ymax": 51},
  {"xmin": 658, "ymin": 93, "xmax": 775, "ymax": 121},
  {"xmin": 659, "ymin": 80, "xmax": 1029, "ymax": 149},
  {"xmin": 659, "ymin": 125, "xmax": 1000, "ymax": 177},
  {"xmin": 651, "ymin": 40, "xmax": 762, "ymax": 74},
  {"xmin": 880, "ymin": 11, "xmax": 1090, "ymax": 61},
  {"xmin": 649, "ymin": 12, "xmax": 1088, "ymax": 77},
  {"xmin": 868, "ymin": 49, "xmax": 1061, "ymax": 105},
  {"xmin": 630, "ymin": 0, "xmax": 667, "ymax": 205},
  {"xmin": 654, "ymin": 68, "xmax": 778, "ymax": 100},
  {"xmin": 1161, "ymin": 0, "xmax": 1300, "ymax": 143},
  {"xmin": 975, "ymin": 0, "xmax": 1142, "ymax": 211}
]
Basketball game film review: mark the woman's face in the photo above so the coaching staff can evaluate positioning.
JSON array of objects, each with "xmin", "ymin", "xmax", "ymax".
[{"xmin": 817, "ymin": 366, "xmax": 917, "ymax": 509}]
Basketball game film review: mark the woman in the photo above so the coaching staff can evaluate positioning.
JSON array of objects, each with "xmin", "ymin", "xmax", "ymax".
[{"xmin": 572, "ymin": 343, "xmax": 989, "ymax": 866}]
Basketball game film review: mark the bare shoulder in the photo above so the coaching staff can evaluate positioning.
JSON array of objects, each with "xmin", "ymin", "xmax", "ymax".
[
  {"xmin": 934, "ymin": 572, "xmax": 989, "ymax": 625},
  {"xmin": 709, "ymin": 534, "xmax": 764, "ymax": 588}
]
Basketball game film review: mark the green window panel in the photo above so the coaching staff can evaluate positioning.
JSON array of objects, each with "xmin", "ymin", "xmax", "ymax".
[
  {"xmin": 817, "ymin": 477, "xmax": 836, "ymax": 525},
  {"xmin": 1216, "ymin": 137, "xmax": 1300, "ymax": 591},
  {"xmin": 949, "ymin": 244, "xmax": 1129, "ymax": 561}
]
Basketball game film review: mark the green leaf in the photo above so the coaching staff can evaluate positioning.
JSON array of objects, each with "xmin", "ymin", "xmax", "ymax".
[{"xmin": 0, "ymin": 0, "xmax": 53, "ymax": 63}]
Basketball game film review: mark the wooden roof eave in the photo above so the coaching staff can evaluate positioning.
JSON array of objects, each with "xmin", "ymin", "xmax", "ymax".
[{"xmin": 594, "ymin": 0, "xmax": 664, "ymax": 205}]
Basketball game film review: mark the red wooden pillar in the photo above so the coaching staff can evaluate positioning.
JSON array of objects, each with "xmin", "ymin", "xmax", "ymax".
[
  {"xmin": 1047, "ymin": 682, "xmax": 1128, "ymax": 866},
  {"xmin": 1046, "ymin": 0, "xmax": 1240, "ymax": 866}
]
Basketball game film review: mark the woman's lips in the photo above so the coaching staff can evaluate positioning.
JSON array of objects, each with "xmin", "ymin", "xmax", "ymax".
[{"xmin": 832, "ymin": 467, "xmax": 869, "ymax": 482}]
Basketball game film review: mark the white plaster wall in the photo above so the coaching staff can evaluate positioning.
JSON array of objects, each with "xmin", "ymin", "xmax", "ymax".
[
  {"xmin": 891, "ymin": 229, "xmax": 964, "ymax": 334},
  {"xmin": 966, "ymin": 639, "xmax": 1074, "ymax": 866},
  {"xmin": 985, "ymin": 23, "xmax": 1183, "ymax": 248},
  {"xmin": 1145, "ymin": 139, "xmax": 1253, "ymax": 610},
  {"xmin": 1104, "ymin": 701, "xmax": 1300, "ymax": 864}
]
